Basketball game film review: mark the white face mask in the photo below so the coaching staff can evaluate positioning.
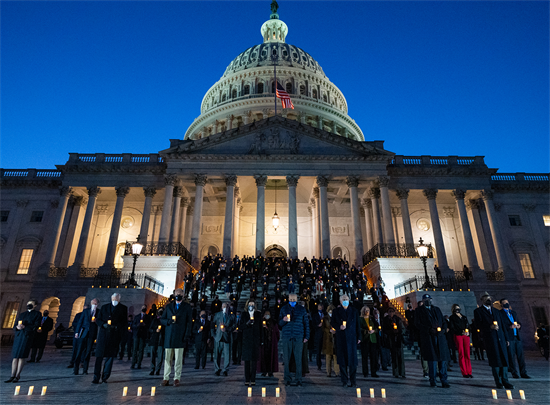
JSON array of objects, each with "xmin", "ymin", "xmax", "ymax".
[
  {"xmin": 112, "ymin": 301, "xmax": 119, "ymax": 306},
  {"xmin": 222, "ymin": 307, "xmax": 227, "ymax": 313},
  {"xmin": 91, "ymin": 304, "xmax": 97, "ymax": 310}
]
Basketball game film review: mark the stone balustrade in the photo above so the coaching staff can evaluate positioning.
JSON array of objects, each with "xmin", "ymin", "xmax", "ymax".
[
  {"xmin": 66, "ymin": 153, "xmax": 164, "ymax": 164},
  {"xmin": 391, "ymin": 155, "xmax": 485, "ymax": 166}
]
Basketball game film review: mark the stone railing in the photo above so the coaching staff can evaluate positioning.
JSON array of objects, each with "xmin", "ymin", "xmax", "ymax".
[
  {"xmin": 66, "ymin": 153, "xmax": 164, "ymax": 164},
  {"xmin": 394, "ymin": 275, "xmax": 469, "ymax": 297},
  {"xmin": 1, "ymin": 169, "xmax": 62, "ymax": 179},
  {"xmin": 92, "ymin": 272, "xmax": 164, "ymax": 295},
  {"xmin": 390, "ymin": 155, "xmax": 485, "ymax": 166},
  {"xmin": 48, "ymin": 267, "xmax": 68, "ymax": 278},
  {"xmin": 491, "ymin": 173, "xmax": 549, "ymax": 182},
  {"xmin": 79, "ymin": 268, "xmax": 99, "ymax": 278},
  {"xmin": 363, "ymin": 243, "xmax": 433, "ymax": 265},
  {"xmin": 124, "ymin": 241, "xmax": 192, "ymax": 265},
  {"xmin": 486, "ymin": 271, "xmax": 505, "ymax": 281}
]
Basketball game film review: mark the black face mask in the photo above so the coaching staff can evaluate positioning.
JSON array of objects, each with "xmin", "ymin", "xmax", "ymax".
[
  {"xmin": 200, "ymin": 315, "xmax": 206, "ymax": 319},
  {"xmin": 424, "ymin": 299, "xmax": 432, "ymax": 307},
  {"xmin": 175, "ymin": 295, "xmax": 183, "ymax": 301},
  {"xmin": 454, "ymin": 309, "xmax": 461, "ymax": 313},
  {"xmin": 503, "ymin": 303, "xmax": 510, "ymax": 309},
  {"xmin": 484, "ymin": 299, "xmax": 492, "ymax": 306},
  {"xmin": 142, "ymin": 308, "xmax": 147, "ymax": 313},
  {"xmin": 27, "ymin": 304, "xmax": 34, "ymax": 310}
]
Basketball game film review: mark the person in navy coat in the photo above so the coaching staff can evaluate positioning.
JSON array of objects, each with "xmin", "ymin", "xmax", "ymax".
[{"xmin": 74, "ymin": 298, "xmax": 100, "ymax": 375}]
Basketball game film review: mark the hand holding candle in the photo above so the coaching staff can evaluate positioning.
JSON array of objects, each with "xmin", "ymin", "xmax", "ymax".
[{"xmin": 107, "ymin": 320, "xmax": 111, "ymax": 326}]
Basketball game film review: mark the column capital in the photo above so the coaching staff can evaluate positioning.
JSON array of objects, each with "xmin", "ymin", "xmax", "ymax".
[
  {"xmin": 362, "ymin": 198, "xmax": 372, "ymax": 209},
  {"xmin": 194, "ymin": 174, "xmax": 208, "ymax": 187},
  {"xmin": 316, "ymin": 175, "xmax": 329, "ymax": 187},
  {"xmin": 368, "ymin": 188, "xmax": 380, "ymax": 199},
  {"xmin": 254, "ymin": 175, "xmax": 268, "ymax": 187},
  {"xmin": 60, "ymin": 186, "xmax": 73, "ymax": 197},
  {"xmin": 181, "ymin": 197, "xmax": 190, "ymax": 207},
  {"xmin": 391, "ymin": 206, "xmax": 402, "ymax": 217},
  {"xmin": 481, "ymin": 189, "xmax": 494, "ymax": 201},
  {"xmin": 87, "ymin": 186, "xmax": 101, "ymax": 198},
  {"xmin": 173, "ymin": 186, "xmax": 185, "ymax": 198},
  {"xmin": 115, "ymin": 186, "xmax": 130, "ymax": 198},
  {"xmin": 286, "ymin": 175, "xmax": 299, "ymax": 188},
  {"xmin": 451, "ymin": 189, "xmax": 466, "ymax": 201},
  {"xmin": 72, "ymin": 196, "xmax": 86, "ymax": 207},
  {"xmin": 395, "ymin": 188, "xmax": 409, "ymax": 200},
  {"xmin": 143, "ymin": 187, "xmax": 157, "ymax": 198},
  {"xmin": 377, "ymin": 175, "xmax": 390, "ymax": 188},
  {"xmin": 187, "ymin": 205, "xmax": 194, "ymax": 215},
  {"xmin": 262, "ymin": 108, "xmax": 272, "ymax": 118},
  {"xmin": 423, "ymin": 188, "xmax": 438, "ymax": 201},
  {"xmin": 225, "ymin": 175, "xmax": 238, "ymax": 187},
  {"xmin": 346, "ymin": 176, "xmax": 359, "ymax": 188},
  {"xmin": 164, "ymin": 174, "xmax": 178, "ymax": 186},
  {"xmin": 310, "ymin": 198, "xmax": 316, "ymax": 208},
  {"xmin": 313, "ymin": 187, "xmax": 319, "ymax": 199},
  {"xmin": 226, "ymin": 114, "xmax": 234, "ymax": 121},
  {"xmin": 466, "ymin": 199, "xmax": 481, "ymax": 211},
  {"xmin": 234, "ymin": 186, "xmax": 240, "ymax": 198}
]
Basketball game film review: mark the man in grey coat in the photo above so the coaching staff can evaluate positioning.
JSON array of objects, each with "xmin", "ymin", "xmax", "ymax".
[{"xmin": 211, "ymin": 302, "xmax": 235, "ymax": 376}]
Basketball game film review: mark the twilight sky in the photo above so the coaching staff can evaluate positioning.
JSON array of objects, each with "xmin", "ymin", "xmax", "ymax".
[{"xmin": 1, "ymin": 1, "xmax": 548, "ymax": 173}]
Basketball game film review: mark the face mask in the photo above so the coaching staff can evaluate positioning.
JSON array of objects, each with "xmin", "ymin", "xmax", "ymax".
[
  {"xmin": 91, "ymin": 304, "xmax": 97, "ymax": 310},
  {"xmin": 27, "ymin": 304, "xmax": 34, "ymax": 310},
  {"xmin": 112, "ymin": 301, "xmax": 119, "ymax": 306},
  {"xmin": 424, "ymin": 299, "xmax": 432, "ymax": 307},
  {"xmin": 328, "ymin": 312, "xmax": 332, "ymax": 317},
  {"xmin": 289, "ymin": 301, "xmax": 296, "ymax": 307},
  {"xmin": 175, "ymin": 295, "xmax": 183, "ymax": 301},
  {"xmin": 158, "ymin": 313, "xmax": 163, "ymax": 318},
  {"xmin": 503, "ymin": 303, "xmax": 510, "ymax": 309},
  {"xmin": 223, "ymin": 308, "xmax": 227, "ymax": 313},
  {"xmin": 342, "ymin": 300, "xmax": 349, "ymax": 307},
  {"xmin": 454, "ymin": 308, "xmax": 461, "ymax": 313},
  {"xmin": 248, "ymin": 306, "xmax": 254, "ymax": 312},
  {"xmin": 265, "ymin": 315, "xmax": 271, "ymax": 320},
  {"xmin": 201, "ymin": 315, "xmax": 206, "ymax": 319},
  {"xmin": 484, "ymin": 299, "xmax": 492, "ymax": 306},
  {"xmin": 142, "ymin": 308, "xmax": 147, "ymax": 313}
]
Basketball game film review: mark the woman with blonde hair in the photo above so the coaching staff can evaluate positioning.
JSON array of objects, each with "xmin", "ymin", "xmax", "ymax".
[{"xmin": 359, "ymin": 305, "xmax": 380, "ymax": 378}]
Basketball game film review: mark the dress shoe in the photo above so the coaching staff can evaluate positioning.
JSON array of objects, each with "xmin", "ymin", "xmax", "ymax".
[
  {"xmin": 296, "ymin": 381, "xmax": 303, "ymax": 387},
  {"xmin": 91, "ymin": 380, "xmax": 100, "ymax": 384},
  {"xmin": 28, "ymin": 360, "xmax": 35, "ymax": 363},
  {"xmin": 215, "ymin": 370, "xmax": 221, "ymax": 376},
  {"xmin": 4, "ymin": 377, "xmax": 15, "ymax": 383},
  {"xmin": 268, "ymin": 373, "xmax": 274, "ymax": 377},
  {"xmin": 67, "ymin": 364, "xmax": 74, "ymax": 368},
  {"xmin": 194, "ymin": 366, "xmax": 199, "ymax": 370},
  {"xmin": 156, "ymin": 370, "xmax": 160, "ymax": 375},
  {"xmin": 372, "ymin": 373, "xmax": 379, "ymax": 378},
  {"xmin": 520, "ymin": 374, "xmax": 531, "ymax": 379},
  {"xmin": 468, "ymin": 374, "xmax": 473, "ymax": 378},
  {"xmin": 441, "ymin": 382, "xmax": 451, "ymax": 388},
  {"xmin": 430, "ymin": 381, "xmax": 437, "ymax": 387},
  {"xmin": 149, "ymin": 371, "xmax": 155, "ymax": 375},
  {"xmin": 495, "ymin": 384, "xmax": 504, "ymax": 389},
  {"xmin": 11, "ymin": 377, "xmax": 20, "ymax": 383},
  {"xmin": 73, "ymin": 371, "xmax": 79, "ymax": 375},
  {"xmin": 503, "ymin": 383, "xmax": 514, "ymax": 390},
  {"xmin": 36, "ymin": 360, "xmax": 40, "ymax": 363},
  {"xmin": 347, "ymin": 383, "xmax": 356, "ymax": 388},
  {"xmin": 261, "ymin": 373, "xmax": 267, "ymax": 377},
  {"xmin": 137, "ymin": 365, "xmax": 141, "ymax": 369},
  {"xmin": 101, "ymin": 380, "xmax": 108, "ymax": 383},
  {"xmin": 223, "ymin": 371, "xmax": 228, "ymax": 376},
  {"xmin": 174, "ymin": 379, "xmax": 180, "ymax": 387},
  {"xmin": 512, "ymin": 373, "xmax": 520, "ymax": 379},
  {"xmin": 161, "ymin": 380, "xmax": 170, "ymax": 386}
]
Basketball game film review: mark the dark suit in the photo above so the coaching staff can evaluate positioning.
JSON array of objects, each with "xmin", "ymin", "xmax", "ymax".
[
  {"xmin": 311, "ymin": 310, "xmax": 324, "ymax": 369},
  {"xmin": 131, "ymin": 312, "xmax": 152, "ymax": 368},
  {"xmin": 93, "ymin": 302, "xmax": 128, "ymax": 383},
  {"xmin": 415, "ymin": 305, "xmax": 450, "ymax": 384},
  {"xmin": 148, "ymin": 317, "xmax": 165, "ymax": 373},
  {"xmin": 211, "ymin": 310, "xmax": 235, "ymax": 373},
  {"xmin": 69, "ymin": 312, "xmax": 83, "ymax": 366},
  {"xmin": 192, "ymin": 317, "xmax": 211, "ymax": 368},
  {"xmin": 74, "ymin": 307, "xmax": 99, "ymax": 374},
  {"xmin": 500, "ymin": 308, "xmax": 527, "ymax": 377},
  {"xmin": 30, "ymin": 316, "xmax": 53, "ymax": 362}
]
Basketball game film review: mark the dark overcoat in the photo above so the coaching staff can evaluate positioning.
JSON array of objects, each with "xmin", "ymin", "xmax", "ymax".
[
  {"xmin": 95, "ymin": 302, "xmax": 128, "ymax": 358},
  {"xmin": 161, "ymin": 301, "xmax": 193, "ymax": 348},
  {"xmin": 33, "ymin": 316, "xmax": 54, "ymax": 347},
  {"xmin": 259, "ymin": 317, "xmax": 279, "ymax": 372},
  {"xmin": 12, "ymin": 310, "xmax": 41, "ymax": 358},
  {"xmin": 474, "ymin": 306, "xmax": 509, "ymax": 367},
  {"xmin": 241, "ymin": 310, "xmax": 261, "ymax": 362},
  {"xmin": 331, "ymin": 305, "xmax": 360, "ymax": 368},
  {"xmin": 414, "ymin": 305, "xmax": 451, "ymax": 361}
]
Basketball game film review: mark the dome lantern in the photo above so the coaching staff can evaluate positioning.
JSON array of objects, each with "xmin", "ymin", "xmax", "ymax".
[{"xmin": 261, "ymin": 1, "xmax": 287, "ymax": 43}]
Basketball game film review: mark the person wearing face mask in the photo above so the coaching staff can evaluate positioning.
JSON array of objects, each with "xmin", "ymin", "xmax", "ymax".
[
  {"xmin": 131, "ymin": 305, "xmax": 152, "ymax": 370},
  {"xmin": 148, "ymin": 308, "xmax": 165, "ymax": 375},
  {"xmin": 499, "ymin": 299, "xmax": 530, "ymax": 379},
  {"xmin": 192, "ymin": 310, "xmax": 211, "ymax": 370},
  {"xmin": 448, "ymin": 304, "xmax": 472, "ymax": 378},
  {"xmin": 5, "ymin": 300, "xmax": 41, "ymax": 383},
  {"xmin": 414, "ymin": 294, "xmax": 451, "ymax": 388},
  {"xmin": 240, "ymin": 301, "xmax": 261, "ymax": 385},
  {"xmin": 73, "ymin": 298, "xmax": 100, "ymax": 375},
  {"xmin": 259, "ymin": 310, "xmax": 279, "ymax": 377},
  {"xmin": 322, "ymin": 305, "xmax": 340, "ymax": 378},
  {"xmin": 212, "ymin": 302, "xmax": 235, "ymax": 377},
  {"xmin": 29, "ymin": 309, "xmax": 53, "ymax": 364},
  {"xmin": 474, "ymin": 293, "xmax": 512, "ymax": 389},
  {"xmin": 93, "ymin": 293, "xmax": 128, "ymax": 384},
  {"xmin": 331, "ymin": 294, "xmax": 361, "ymax": 388},
  {"xmin": 160, "ymin": 288, "xmax": 193, "ymax": 386}
]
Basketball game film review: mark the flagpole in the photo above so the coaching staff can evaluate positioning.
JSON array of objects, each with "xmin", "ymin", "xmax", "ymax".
[{"xmin": 272, "ymin": 49, "xmax": 278, "ymax": 116}]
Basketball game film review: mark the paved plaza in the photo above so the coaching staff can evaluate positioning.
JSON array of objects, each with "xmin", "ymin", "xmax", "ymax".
[{"xmin": 1, "ymin": 347, "xmax": 548, "ymax": 404}]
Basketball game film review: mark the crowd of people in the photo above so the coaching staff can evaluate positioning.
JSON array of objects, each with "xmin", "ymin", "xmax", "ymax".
[{"xmin": 5, "ymin": 254, "xmax": 546, "ymax": 391}]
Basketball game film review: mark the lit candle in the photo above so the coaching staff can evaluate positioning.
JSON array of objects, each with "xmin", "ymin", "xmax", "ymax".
[
  {"xmin": 506, "ymin": 390, "xmax": 512, "ymax": 400},
  {"xmin": 140, "ymin": 319, "xmax": 143, "ymax": 323},
  {"xmin": 200, "ymin": 325, "xmax": 203, "ymax": 331},
  {"xmin": 41, "ymin": 386, "xmax": 47, "ymax": 396},
  {"xmin": 263, "ymin": 320, "xmax": 266, "ymax": 326},
  {"xmin": 262, "ymin": 387, "xmax": 266, "ymax": 397},
  {"xmin": 28, "ymin": 386, "xmax": 34, "ymax": 396},
  {"xmin": 381, "ymin": 388, "xmax": 386, "ymax": 398},
  {"xmin": 287, "ymin": 314, "xmax": 290, "ymax": 321},
  {"xmin": 158, "ymin": 325, "xmax": 162, "ymax": 330},
  {"xmin": 92, "ymin": 316, "xmax": 95, "ymax": 322},
  {"xmin": 477, "ymin": 329, "xmax": 480, "ymax": 332},
  {"xmin": 492, "ymin": 389, "xmax": 498, "ymax": 399},
  {"xmin": 437, "ymin": 327, "xmax": 441, "ymax": 332},
  {"xmin": 107, "ymin": 320, "xmax": 111, "ymax": 325},
  {"xmin": 369, "ymin": 326, "xmax": 373, "ymax": 331},
  {"xmin": 38, "ymin": 327, "xmax": 42, "ymax": 332},
  {"xmin": 513, "ymin": 321, "xmax": 518, "ymax": 326},
  {"xmin": 151, "ymin": 387, "xmax": 156, "ymax": 397},
  {"xmin": 370, "ymin": 388, "xmax": 375, "ymax": 398},
  {"xmin": 465, "ymin": 328, "xmax": 469, "ymax": 333},
  {"xmin": 137, "ymin": 387, "xmax": 142, "ymax": 397},
  {"xmin": 356, "ymin": 388, "xmax": 361, "ymax": 398},
  {"xmin": 123, "ymin": 387, "xmax": 128, "ymax": 397},
  {"xmin": 18, "ymin": 320, "xmax": 22, "ymax": 325},
  {"xmin": 493, "ymin": 321, "xmax": 498, "ymax": 326},
  {"xmin": 248, "ymin": 387, "xmax": 252, "ymax": 397},
  {"xmin": 14, "ymin": 386, "xmax": 20, "ymax": 396},
  {"xmin": 275, "ymin": 387, "xmax": 280, "ymax": 398},
  {"xmin": 221, "ymin": 324, "xmax": 224, "ymax": 330},
  {"xmin": 128, "ymin": 326, "xmax": 131, "ymax": 331},
  {"xmin": 519, "ymin": 390, "xmax": 525, "ymax": 400},
  {"xmin": 343, "ymin": 321, "xmax": 347, "ymax": 327},
  {"xmin": 393, "ymin": 323, "xmax": 397, "ymax": 330},
  {"xmin": 172, "ymin": 316, "xmax": 176, "ymax": 322}
]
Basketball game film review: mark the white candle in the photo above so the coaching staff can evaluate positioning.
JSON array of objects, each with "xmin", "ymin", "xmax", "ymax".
[
  {"xmin": 506, "ymin": 390, "xmax": 512, "ymax": 400},
  {"xmin": 519, "ymin": 390, "xmax": 525, "ymax": 400},
  {"xmin": 370, "ymin": 388, "xmax": 375, "ymax": 398},
  {"xmin": 107, "ymin": 320, "xmax": 111, "ymax": 325},
  {"xmin": 172, "ymin": 316, "xmax": 176, "ymax": 322},
  {"xmin": 123, "ymin": 387, "xmax": 128, "ymax": 396},
  {"xmin": 275, "ymin": 387, "xmax": 280, "ymax": 398},
  {"xmin": 151, "ymin": 387, "xmax": 156, "ymax": 397},
  {"xmin": 41, "ymin": 386, "xmax": 47, "ymax": 396},
  {"xmin": 158, "ymin": 325, "xmax": 162, "ymax": 330},
  {"xmin": 493, "ymin": 321, "xmax": 498, "ymax": 326},
  {"xmin": 18, "ymin": 320, "xmax": 22, "ymax": 325},
  {"xmin": 437, "ymin": 327, "xmax": 441, "ymax": 332},
  {"xmin": 248, "ymin": 387, "xmax": 252, "ymax": 397},
  {"xmin": 14, "ymin": 386, "xmax": 20, "ymax": 396},
  {"xmin": 137, "ymin": 387, "xmax": 142, "ymax": 396},
  {"xmin": 356, "ymin": 388, "xmax": 361, "ymax": 398},
  {"xmin": 492, "ymin": 389, "xmax": 498, "ymax": 399},
  {"xmin": 262, "ymin": 387, "xmax": 266, "ymax": 397},
  {"xmin": 381, "ymin": 388, "xmax": 386, "ymax": 398},
  {"xmin": 343, "ymin": 321, "xmax": 347, "ymax": 327},
  {"xmin": 92, "ymin": 316, "xmax": 95, "ymax": 322},
  {"xmin": 28, "ymin": 386, "xmax": 34, "ymax": 396}
]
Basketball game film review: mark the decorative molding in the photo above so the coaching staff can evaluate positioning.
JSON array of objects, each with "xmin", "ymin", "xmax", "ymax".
[
  {"xmin": 60, "ymin": 186, "xmax": 72, "ymax": 197},
  {"xmin": 201, "ymin": 224, "xmax": 221, "ymax": 234},
  {"xmin": 16, "ymin": 200, "xmax": 29, "ymax": 208},
  {"xmin": 330, "ymin": 225, "xmax": 349, "ymax": 236},
  {"xmin": 346, "ymin": 176, "xmax": 359, "ymax": 188},
  {"xmin": 442, "ymin": 206, "xmax": 455, "ymax": 218},
  {"xmin": 116, "ymin": 186, "xmax": 130, "ymax": 198},
  {"xmin": 416, "ymin": 218, "xmax": 431, "ymax": 231},
  {"xmin": 312, "ymin": 187, "xmax": 319, "ymax": 199},
  {"xmin": 378, "ymin": 176, "xmax": 390, "ymax": 188},
  {"xmin": 481, "ymin": 189, "xmax": 493, "ymax": 201},
  {"xmin": 164, "ymin": 174, "xmax": 178, "ymax": 186},
  {"xmin": 395, "ymin": 189, "xmax": 409, "ymax": 200},
  {"xmin": 391, "ymin": 206, "xmax": 402, "ymax": 217},
  {"xmin": 121, "ymin": 216, "xmax": 135, "ymax": 229},
  {"xmin": 423, "ymin": 188, "xmax": 438, "ymax": 200},
  {"xmin": 310, "ymin": 198, "xmax": 316, "ymax": 208},
  {"xmin": 451, "ymin": 189, "xmax": 466, "ymax": 200},
  {"xmin": 362, "ymin": 199, "xmax": 372, "ymax": 209},
  {"xmin": 286, "ymin": 175, "xmax": 299, "ymax": 188},
  {"xmin": 194, "ymin": 174, "xmax": 208, "ymax": 187},
  {"xmin": 316, "ymin": 175, "xmax": 329, "ymax": 187},
  {"xmin": 466, "ymin": 199, "xmax": 481, "ymax": 211},
  {"xmin": 523, "ymin": 204, "xmax": 536, "ymax": 212},
  {"xmin": 368, "ymin": 188, "xmax": 380, "ymax": 200},
  {"xmin": 96, "ymin": 205, "xmax": 109, "ymax": 214},
  {"xmin": 254, "ymin": 174, "xmax": 268, "ymax": 187},
  {"xmin": 87, "ymin": 186, "xmax": 101, "ymax": 198},
  {"xmin": 225, "ymin": 175, "xmax": 238, "ymax": 187},
  {"xmin": 173, "ymin": 186, "xmax": 185, "ymax": 198},
  {"xmin": 71, "ymin": 196, "xmax": 86, "ymax": 207},
  {"xmin": 181, "ymin": 197, "xmax": 190, "ymax": 207}
]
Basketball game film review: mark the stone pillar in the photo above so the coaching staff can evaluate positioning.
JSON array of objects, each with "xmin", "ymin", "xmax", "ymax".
[
  {"xmin": 233, "ymin": 198, "xmax": 241, "ymax": 257},
  {"xmin": 313, "ymin": 188, "xmax": 322, "ymax": 257},
  {"xmin": 310, "ymin": 198, "xmax": 319, "ymax": 258},
  {"xmin": 243, "ymin": 111, "xmax": 252, "ymax": 125},
  {"xmin": 158, "ymin": 175, "xmax": 177, "ymax": 243},
  {"xmin": 298, "ymin": 111, "xmax": 307, "ymax": 124},
  {"xmin": 1, "ymin": 200, "xmax": 29, "ymax": 270},
  {"xmin": 317, "ymin": 176, "xmax": 331, "ymax": 258},
  {"xmin": 452, "ymin": 189, "xmax": 482, "ymax": 278},
  {"xmin": 347, "ymin": 176, "xmax": 364, "ymax": 267},
  {"xmin": 44, "ymin": 186, "xmax": 72, "ymax": 267},
  {"xmin": 378, "ymin": 176, "xmax": 395, "ymax": 244},
  {"xmin": 184, "ymin": 204, "xmax": 193, "ymax": 248},
  {"xmin": 223, "ymin": 175, "xmax": 237, "ymax": 258},
  {"xmin": 481, "ymin": 189, "xmax": 514, "ymax": 278},
  {"xmin": 101, "ymin": 186, "xmax": 130, "ymax": 270},
  {"xmin": 139, "ymin": 187, "xmax": 156, "ymax": 245},
  {"xmin": 369, "ymin": 188, "xmax": 384, "ymax": 245},
  {"xmin": 213, "ymin": 120, "xmax": 219, "ymax": 135},
  {"xmin": 423, "ymin": 189, "xmax": 451, "ymax": 275},
  {"xmin": 254, "ymin": 175, "xmax": 268, "ymax": 256},
  {"xmin": 178, "ymin": 197, "xmax": 189, "ymax": 247},
  {"xmin": 72, "ymin": 186, "xmax": 101, "ymax": 268},
  {"xmin": 395, "ymin": 189, "xmax": 414, "ymax": 245},
  {"xmin": 169, "ymin": 187, "xmax": 185, "ymax": 244},
  {"xmin": 361, "ymin": 199, "xmax": 374, "ymax": 250},
  {"xmin": 317, "ymin": 115, "xmax": 323, "ymax": 130},
  {"xmin": 287, "ymin": 175, "xmax": 299, "ymax": 258},
  {"xmin": 226, "ymin": 114, "xmax": 234, "ymax": 130},
  {"xmin": 190, "ymin": 174, "xmax": 207, "ymax": 266}
]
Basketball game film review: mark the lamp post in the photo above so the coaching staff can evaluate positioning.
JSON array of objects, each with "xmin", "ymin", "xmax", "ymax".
[
  {"xmin": 416, "ymin": 237, "xmax": 434, "ymax": 289},
  {"xmin": 272, "ymin": 180, "xmax": 280, "ymax": 231},
  {"xmin": 124, "ymin": 236, "xmax": 143, "ymax": 287}
]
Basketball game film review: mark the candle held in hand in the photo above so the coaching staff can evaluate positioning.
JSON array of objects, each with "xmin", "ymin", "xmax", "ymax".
[
  {"xmin": 172, "ymin": 316, "xmax": 176, "ymax": 322},
  {"xmin": 437, "ymin": 327, "xmax": 441, "ymax": 332},
  {"xmin": 343, "ymin": 321, "xmax": 347, "ymax": 327},
  {"xmin": 107, "ymin": 320, "xmax": 111, "ymax": 325}
]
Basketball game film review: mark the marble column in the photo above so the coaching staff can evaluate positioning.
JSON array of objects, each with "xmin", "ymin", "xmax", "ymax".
[
  {"xmin": 361, "ymin": 199, "xmax": 374, "ymax": 250},
  {"xmin": 287, "ymin": 175, "xmax": 299, "ymax": 259},
  {"xmin": 73, "ymin": 186, "xmax": 101, "ymax": 268},
  {"xmin": 369, "ymin": 188, "xmax": 384, "ymax": 245},
  {"xmin": 101, "ymin": 186, "xmax": 130, "ymax": 270},
  {"xmin": 310, "ymin": 198, "xmax": 319, "ymax": 258},
  {"xmin": 233, "ymin": 198, "xmax": 241, "ymax": 257},
  {"xmin": 178, "ymin": 197, "xmax": 190, "ymax": 247},
  {"xmin": 452, "ymin": 189, "xmax": 482, "ymax": 278},
  {"xmin": 223, "ymin": 175, "xmax": 237, "ymax": 258},
  {"xmin": 378, "ymin": 176, "xmax": 395, "ymax": 244},
  {"xmin": 317, "ymin": 176, "xmax": 331, "ymax": 258},
  {"xmin": 254, "ymin": 175, "xmax": 268, "ymax": 256},
  {"xmin": 423, "ymin": 189, "xmax": 451, "ymax": 275},
  {"xmin": 169, "ymin": 187, "xmax": 185, "ymax": 244},
  {"xmin": 395, "ymin": 189, "xmax": 414, "ymax": 246},
  {"xmin": 317, "ymin": 115, "xmax": 323, "ymax": 130},
  {"xmin": 226, "ymin": 114, "xmax": 234, "ymax": 130},
  {"xmin": 158, "ymin": 174, "xmax": 178, "ymax": 243},
  {"xmin": 481, "ymin": 189, "xmax": 514, "ymax": 278},
  {"xmin": 314, "ymin": 188, "xmax": 322, "ymax": 257},
  {"xmin": 139, "ymin": 187, "xmax": 156, "ymax": 245},
  {"xmin": 185, "ymin": 204, "xmax": 193, "ymax": 248},
  {"xmin": 45, "ymin": 186, "xmax": 72, "ymax": 267},
  {"xmin": 190, "ymin": 174, "xmax": 207, "ymax": 266},
  {"xmin": 347, "ymin": 176, "xmax": 364, "ymax": 267},
  {"xmin": 213, "ymin": 120, "xmax": 219, "ymax": 135}
]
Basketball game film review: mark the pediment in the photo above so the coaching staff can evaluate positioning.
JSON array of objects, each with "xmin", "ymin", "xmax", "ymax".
[{"xmin": 161, "ymin": 117, "xmax": 393, "ymax": 160}]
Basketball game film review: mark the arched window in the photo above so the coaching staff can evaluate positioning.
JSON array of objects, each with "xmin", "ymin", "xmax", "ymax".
[
  {"xmin": 232, "ymin": 89, "xmax": 237, "ymax": 99},
  {"xmin": 286, "ymin": 82, "xmax": 292, "ymax": 94},
  {"xmin": 258, "ymin": 83, "xmax": 264, "ymax": 94},
  {"xmin": 244, "ymin": 85, "xmax": 250, "ymax": 95},
  {"xmin": 222, "ymin": 93, "xmax": 227, "ymax": 102},
  {"xmin": 323, "ymin": 94, "xmax": 328, "ymax": 103},
  {"xmin": 299, "ymin": 85, "xmax": 306, "ymax": 95},
  {"xmin": 312, "ymin": 89, "xmax": 318, "ymax": 99}
]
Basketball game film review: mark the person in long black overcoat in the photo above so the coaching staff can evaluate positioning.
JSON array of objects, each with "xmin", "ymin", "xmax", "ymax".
[
  {"xmin": 241, "ymin": 302, "xmax": 261, "ymax": 385},
  {"xmin": 29, "ymin": 309, "xmax": 54, "ymax": 362}
]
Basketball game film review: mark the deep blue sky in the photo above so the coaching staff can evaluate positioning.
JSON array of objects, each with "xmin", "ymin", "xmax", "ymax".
[{"xmin": 1, "ymin": 1, "xmax": 548, "ymax": 173}]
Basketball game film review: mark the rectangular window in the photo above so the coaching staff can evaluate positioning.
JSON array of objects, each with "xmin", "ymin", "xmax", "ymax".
[
  {"xmin": 30, "ymin": 211, "xmax": 44, "ymax": 222},
  {"xmin": 17, "ymin": 249, "xmax": 34, "ymax": 274},
  {"xmin": 508, "ymin": 215, "xmax": 522, "ymax": 226},
  {"xmin": 543, "ymin": 215, "xmax": 550, "ymax": 226},
  {"xmin": 2, "ymin": 302, "xmax": 20, "ymax": 329},
  {"xmin": 518, "ymin": 253, "xmax": 535, "ymax": 279},
  {"xmin": 0, "ymin": 210, "xmax": 9, "ymax": 222}
]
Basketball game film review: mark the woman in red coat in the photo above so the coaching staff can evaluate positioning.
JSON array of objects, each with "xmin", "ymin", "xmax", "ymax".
[{"xmin": 259, "ymin": 310, "xmax": 280, "ymax": 377}]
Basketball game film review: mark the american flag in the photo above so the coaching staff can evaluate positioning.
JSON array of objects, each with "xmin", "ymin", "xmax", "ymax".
[{"xmin": 276, "ymin": 82, "xmax": 294, "ymax": 109}]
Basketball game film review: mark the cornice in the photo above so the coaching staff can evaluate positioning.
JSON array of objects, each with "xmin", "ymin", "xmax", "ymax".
[
  {"xmin": 61, "ymin": 164, "xmax": 166, "ymax": 175},
  {"xmin": 0, "ymin": 179, "xmax": 62, "ymax": 188}
]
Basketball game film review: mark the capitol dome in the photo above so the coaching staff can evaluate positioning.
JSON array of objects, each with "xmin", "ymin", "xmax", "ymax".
[{"xmin": 184, "ymin": 6, "xmax": 365, "ymax": 142}]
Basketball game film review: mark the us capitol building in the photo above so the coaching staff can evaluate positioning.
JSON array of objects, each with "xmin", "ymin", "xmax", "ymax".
[{"xmin": 1, "ymin": 4, "xmax": 548, "ymax": 347}]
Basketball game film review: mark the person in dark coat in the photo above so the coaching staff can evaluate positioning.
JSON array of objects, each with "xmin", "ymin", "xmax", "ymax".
[
  {"xmin": 29, "ymin": 309, "xmax": 54, "ymax": 363},
  {"xmin": 536, "ymin": 323, "xmax": 549, "ymax": 360},
  {"xmin": 5, "ymin": 301, "xmax": 41, "ymax": 383},
  {"xmin": 232, "ymin": 311, "xmax": 243, "ymax": 365},
  {"xmin": 473, "ymin": 292, "xmax": 512, "ymax": 389},
  {"xmin": 92, "ymin": 293, "xmax": 128, "ymax": 384},
  {"xmin": 382, "ymin": 307, "xmax": 405, "ymax": 378},
  {"xmin": 499, "ymin": 299, "xmax": 530, "ymax": 379},
  {"xmin": 68, "ymin": 310, "xmax": 84, "ymax": 368},
  {"xmin": 74, "ymin": 298, "xmax": 100, "ymax": 375},
  {"xmin": 242, "ymin": 301, "xmax": 261, "ymax": 385},
  {"xmin": 211, "ymin": 302, "xmax": 236, "ymax": 376},
  {"xmin": 192, "ymin": 310, "xmax": 211, "ymax": 369},
  {"xmin": 359, "ymin": 306, "xmax": 379, "ymax": 378},
  {"xmin": 131, "ymin": 305, "xmax": 151, "ymax": 369},
  {"xmin": 311, "ymin": 303, "xmax": 325, "ymax": 371},
  {"xmin": 415, "ymin": 294, "xmax": 450, "ymax": 388},
  {"xmin": 259, "ymin": 309, "xmax": 279, "ymax": 377},
  {"xmin": 148, "ymin": 307, "xmax": 165, "ymax": 375},
  {"xmin": 331, "ymin": 294, "xmax": 361, "ymax": 387},
  {"xmin": 161, "ymin": 288, "xmax": 193, "ymax": 386},
  {"xmin": 470, "ymin": 318, "xmax": 485, "ymax": 360}
]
